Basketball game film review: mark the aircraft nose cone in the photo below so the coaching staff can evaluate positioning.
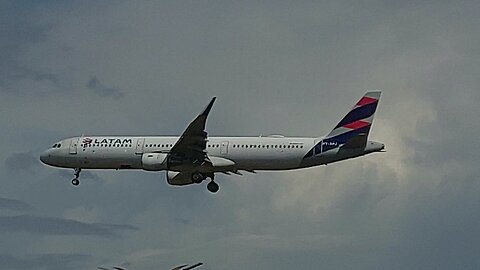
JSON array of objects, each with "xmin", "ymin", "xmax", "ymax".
[{"xmin": 40, "ymin": 151, "xmax": 50, "ymax": 164}]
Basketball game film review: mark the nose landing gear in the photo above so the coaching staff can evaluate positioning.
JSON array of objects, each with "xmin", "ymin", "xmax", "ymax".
[{"xmin": 72, "ymin": 168, "xmax": 81, "ymax": 186}]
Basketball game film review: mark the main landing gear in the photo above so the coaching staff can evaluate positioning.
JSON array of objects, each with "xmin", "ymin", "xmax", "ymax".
[
  {"xmin": 207, "ymin": 181, "xmax": 219, "ymax": 193},
  {"xmin": 72, "ymin": 168, "xmax": 81, "ymax": 186},
  {"xmin": 191, "ymin": 172, "xmax": 219, "ymax": 193}
]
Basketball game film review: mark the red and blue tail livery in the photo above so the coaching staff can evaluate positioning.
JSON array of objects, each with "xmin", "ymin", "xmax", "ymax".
[{"xmin": 309, "ymin": 91, "xmax": 382, "ymax": 156}]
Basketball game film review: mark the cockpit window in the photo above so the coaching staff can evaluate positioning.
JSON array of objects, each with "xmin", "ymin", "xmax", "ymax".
[
  {"xmin": 52, "ymin": 143, "xmax": 61, "ymax": 148},
  {"xmin": 57, "ymin": 144, "xmax": 61, "ymax": 148},
  {"xmin": 52, "ymin": 144, "xmax": 57, "ymax": 148}
]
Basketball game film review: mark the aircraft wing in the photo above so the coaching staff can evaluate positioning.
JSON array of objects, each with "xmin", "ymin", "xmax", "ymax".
[
  {"xmin": 183, "ymin": 262, "xmax": 203, "ymax": 270},
  {"xmin": 169, "ymin": 97, "xmax": 216, "ymax": 166},
  {"xmin": 171, "ymin": 265, "xmax": 189, "ymax": 270},
  {"xmin": 171, "ymin": 263, "xmax": 203, "ymax": 270}
]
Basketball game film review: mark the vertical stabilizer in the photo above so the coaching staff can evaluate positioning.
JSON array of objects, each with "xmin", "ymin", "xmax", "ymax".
[{"xmin": 321, "ymin": 91, "xmax": 381, "ymax": 152}]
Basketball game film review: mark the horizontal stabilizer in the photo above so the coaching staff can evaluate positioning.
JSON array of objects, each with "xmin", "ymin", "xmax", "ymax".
[{"xmin": 340, "ymin": 133, "xmax": 367, "ymax": 149}]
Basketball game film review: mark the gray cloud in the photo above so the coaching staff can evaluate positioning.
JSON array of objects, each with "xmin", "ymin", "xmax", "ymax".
[
  {"xmin": 56, "ymin": 169, "xmax": 101, "ymax": 182},
  {"xmin": 0, "ymin": 215, "xmax": 138, "ymax": 238},
  {"xmin": 0, "ymin": 197, "xmax": 32, "ymax": 212},
  {"xmin": 0, "ymin": 2, "xmax": 58, "ymax": 94},
  {"xmin": 87, "ymin": 76, "xmax": 124, "ymax": 99},
  {"xmin": 4, "ymin": 152, "xmax": 40, "ymax": 173},
  {"xmin": 0, "ymin": 253, "xmax": 90, "ymax": 270},
  {"xmin": 1, "ymin": 1, "xmax": 480, "ymax": 270}
]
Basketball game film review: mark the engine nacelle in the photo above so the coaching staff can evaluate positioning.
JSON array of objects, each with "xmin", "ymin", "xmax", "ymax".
[
  {"xmin": 142, "ymin": 153, "xmax": 168, "ymax": 171},
  {"xmin": 166, "ymin": 171, "xmax": 194, "ymax": 186}
]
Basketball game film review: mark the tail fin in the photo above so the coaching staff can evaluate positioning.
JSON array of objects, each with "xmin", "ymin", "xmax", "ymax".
[{"xmin": 322, "ymin": 91, "xmax": 381, "ymax": 151}]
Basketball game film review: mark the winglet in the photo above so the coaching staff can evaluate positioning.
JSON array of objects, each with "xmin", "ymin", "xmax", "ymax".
[{"xmin": 201, "ymin": 97, "xmax": 216, "ymax": 117}]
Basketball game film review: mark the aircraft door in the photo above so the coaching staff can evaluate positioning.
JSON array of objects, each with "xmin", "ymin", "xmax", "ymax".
[
  {"xmin": 220, "ymin": 141, "xmax": 229, "ymax": 155},
  {"xmin": 135, "ymin": 138, "xmax": 145, "ymax": 154},
  {"xmin": 69, "ymin": 138, "xmax": 79, "ymax": 154},
  {"xmin": 313, "ymin": 139, "xmax": 322, "ymax": 156}
]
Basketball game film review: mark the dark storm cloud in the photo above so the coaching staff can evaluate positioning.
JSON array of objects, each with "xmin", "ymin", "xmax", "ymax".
[
  {"xmin": 0, "ymin": 253, "xmax": 90, "ymax": 270},
  {"xmin": 5, "ymin": 152, "xmax": 40, "ymax": 173},
  {"xmin": 0, "ymin": 197, "xmax": 32, "ymax": 212},
  {"xmin": 87, "ymin": 76, "xmax": 124, "ymax": 99},
  {"xmin": 0, "ymin": 215, "xmax": 138, "ymax": 238}
]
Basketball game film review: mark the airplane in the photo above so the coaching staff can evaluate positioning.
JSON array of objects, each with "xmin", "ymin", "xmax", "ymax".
[
  {"xmin": 40, "ymin": 91, "xmax": 385, "ymax": 193},
  {"xmin": 97, "ymin": 263, "xmax": 203, "ymax": 270}
]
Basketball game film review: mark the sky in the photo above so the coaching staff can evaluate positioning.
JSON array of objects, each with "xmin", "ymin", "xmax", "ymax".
[{"xmin": 1, "ymin": 0, "xmax": 479, "ymax": 269}]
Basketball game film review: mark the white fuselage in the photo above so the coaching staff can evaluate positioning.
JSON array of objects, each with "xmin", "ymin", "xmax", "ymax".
[
  {"xmin": 39, "ymin": 92, "xmax": 385, "ymax": 191},
  {"xmin": 40, "ymin": 135, "xmax": 384, "ymax": 172}
]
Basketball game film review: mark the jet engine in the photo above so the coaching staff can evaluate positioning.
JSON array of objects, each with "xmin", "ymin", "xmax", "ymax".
[{"xmin": 142, "ymin": 153, "xmax": 168, "ymax": 171}]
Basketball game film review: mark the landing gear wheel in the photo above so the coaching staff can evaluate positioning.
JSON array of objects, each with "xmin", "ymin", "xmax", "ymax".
[
  {"xmin": 72, "ymin": 178, "xmax": 80, "ymax": 186},
  {"xmin": 207, "ymin": 181, "xmax": 219, "ymax": 193},
  {"xmin": 71, "ymin": 168, "xmax": 81, "ymax": 186},
  {"xmin": 192, "ymin": 172, "xmax": 205, "ymax": 184}
]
